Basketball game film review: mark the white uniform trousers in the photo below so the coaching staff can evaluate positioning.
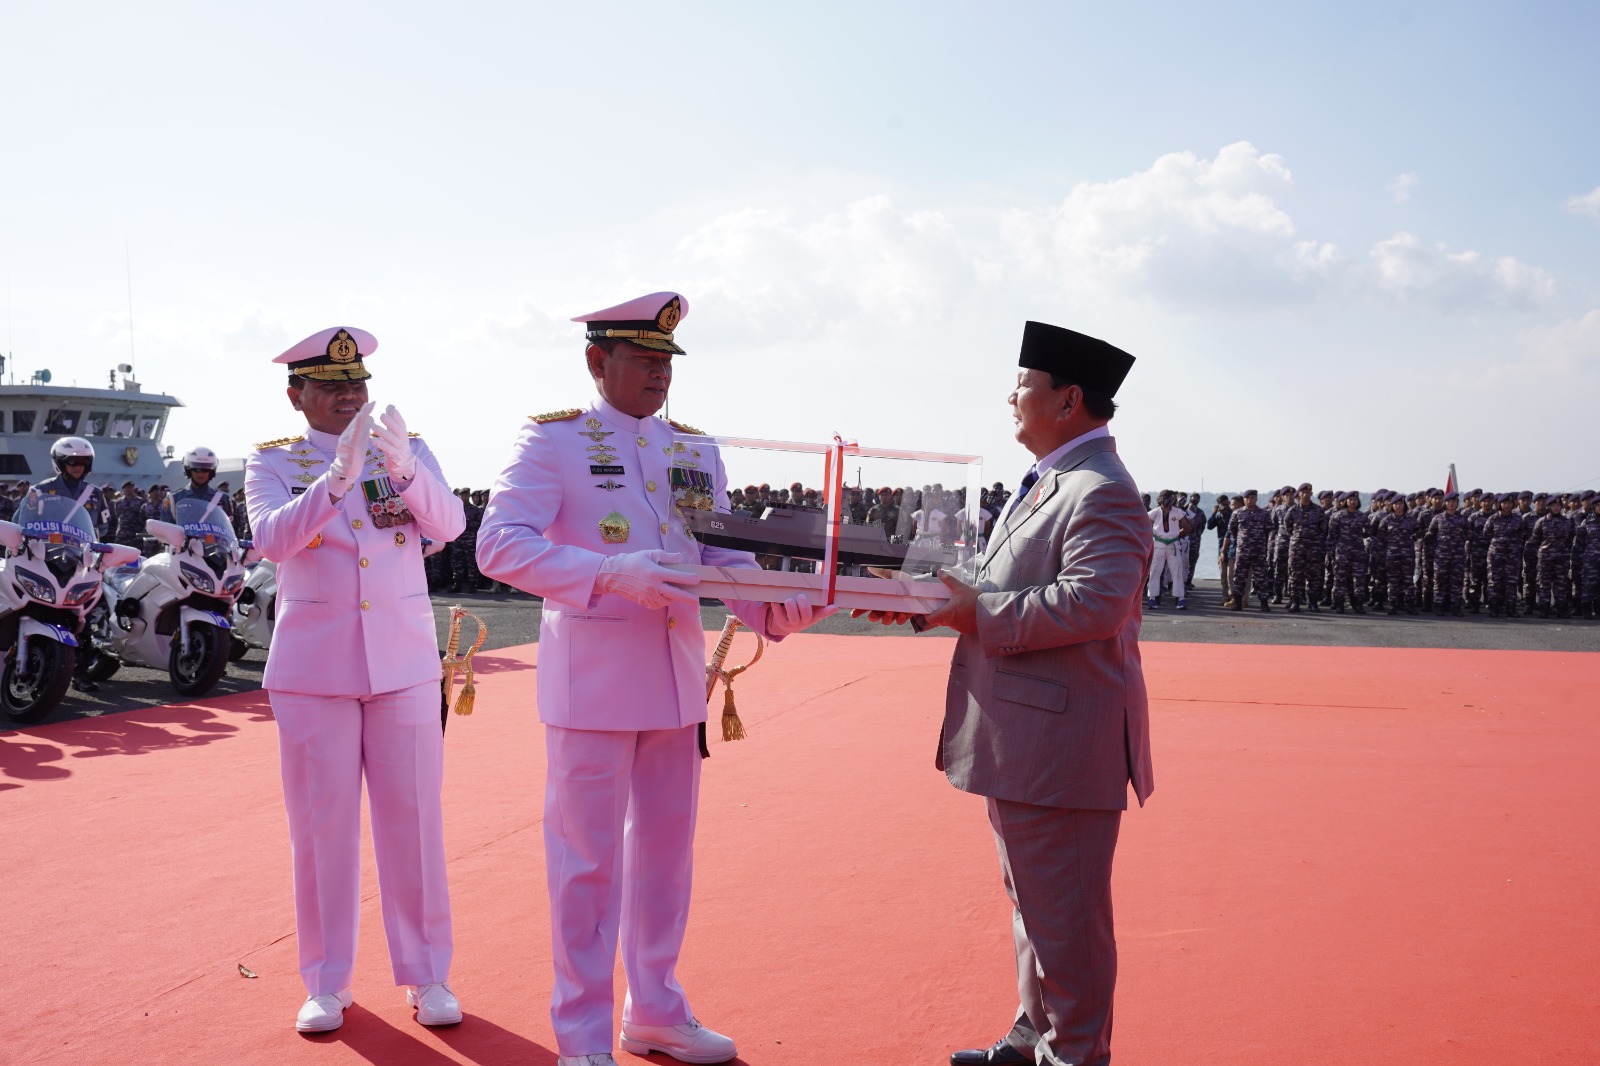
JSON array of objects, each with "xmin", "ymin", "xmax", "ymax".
[
  {"xmin": 1147, "ymin": 540, "xmax": 1184, "ymax": 600},
  {"xmin": 544, "ymin": 724, "xmax": 700, "ymax": 1057},
  {"xmin": 271, "ymin": 681, "xmax": 453, "ymax": 995}
]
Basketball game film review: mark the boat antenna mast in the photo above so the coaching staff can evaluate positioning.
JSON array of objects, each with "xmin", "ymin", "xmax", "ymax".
[{"xmin": 122, "ymin": 240, "xmax": 136, "ymax": 386}]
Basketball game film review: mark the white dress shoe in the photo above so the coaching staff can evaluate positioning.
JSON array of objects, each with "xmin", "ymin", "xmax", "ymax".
[
  {"xmin": 295, "ymin": 988, "xmax": 353, "ymax": 1032},
  {"xmin": 556, "ymin": 1056, "xmax": 618, "ymax": 1066},
  {"xmin": 406, "ymin": 982, "xmax": 462, "ymax": 1026},
  {"xmin": 619, "ymin": 1018, "xmax": 737, "ymax": 1063}
]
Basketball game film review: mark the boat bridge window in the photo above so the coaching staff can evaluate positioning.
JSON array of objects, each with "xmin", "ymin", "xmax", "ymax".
[
  {"xmin": 44, "ymin": 409, "xmax": 81, "ymax": 434},
  {"xmin": 10, "ymin": 411, "xmax": 36, "ymax": 434},
  {"xmin": 138, "ymin": 417, "xmax": 160, "ymax": 440},
  {"xmin": 110, "ymin": 415, "xmax": 136, "ymax": 439},
  {"xmin": 0, "ymin": 456, "xmax": 32, "ymax": 476},
  {"xmin": 85, "ymin": 412, "xmax": 110, "ymax": 437}
]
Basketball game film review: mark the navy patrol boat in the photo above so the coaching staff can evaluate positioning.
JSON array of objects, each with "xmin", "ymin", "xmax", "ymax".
[{"xmin": 0, "ymin": 363, "xmax": 184, "ymax": 487}]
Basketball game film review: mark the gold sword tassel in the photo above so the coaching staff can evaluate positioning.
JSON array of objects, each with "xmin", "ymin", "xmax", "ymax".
[
  {"xmin": 705, "ymin": 617, "xmax": 765, "ymax": 742},
  {"xmin": 441, "ymin": 606, "xmax": 489, "ymax": 716}
]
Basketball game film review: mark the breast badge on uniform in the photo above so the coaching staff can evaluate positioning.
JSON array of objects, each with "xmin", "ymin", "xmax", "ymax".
[
  {"xmin": 670, "ymin": 467, "xmax": 715, "ymax": 516},
  {"xmin": 598, "ymin": 511, "xmax": 631, "ymax": 544},
  {"xmin": 360, "ymin": 475, "xmax": 416, "ymax": 529},
  {"xmin": 596, "ymin": 479, "xmax": 625, "ymax": 492}
]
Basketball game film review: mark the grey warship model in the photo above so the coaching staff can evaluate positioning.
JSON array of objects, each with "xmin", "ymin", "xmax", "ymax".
[{"xmin": 682, "ymin": 506, "xmax": 959, "ymax": 574}]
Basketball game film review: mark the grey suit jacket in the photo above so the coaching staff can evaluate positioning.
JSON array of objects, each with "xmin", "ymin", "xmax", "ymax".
[{"xmin": 939, "ymin": 436, "xmax": 1155, "ymax": 810}]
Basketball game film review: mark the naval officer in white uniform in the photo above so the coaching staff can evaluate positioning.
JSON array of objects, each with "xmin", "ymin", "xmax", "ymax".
[
  {"xmin": 478, "ymin": 292, "xmax": 830, "ymax": 1066},
  {"xmin": 245, "ymin": 326, "xmax": 466, "ymax": 1033}
]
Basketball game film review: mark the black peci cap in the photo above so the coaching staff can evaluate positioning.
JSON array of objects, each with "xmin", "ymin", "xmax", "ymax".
[{"xmin": 1017, "ymin": 321, "xmax": 1135, "ymax": 397}]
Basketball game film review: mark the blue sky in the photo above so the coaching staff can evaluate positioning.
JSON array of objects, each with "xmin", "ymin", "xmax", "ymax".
[{"xmin": 4, "ymin": 0, "xmax": 1597, "ymax": 493}]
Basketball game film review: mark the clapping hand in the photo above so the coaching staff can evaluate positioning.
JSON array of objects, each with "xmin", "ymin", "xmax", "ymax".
[
  {"xmin": 329, "ymin": 401, "xmax": 376, "ymax": 499},
  {"xmin": 371, "ymin": 405, "xmax": 417, "ymax": 482}
]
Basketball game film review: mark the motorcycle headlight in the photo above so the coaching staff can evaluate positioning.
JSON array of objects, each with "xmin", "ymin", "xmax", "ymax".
[
  {"xmin": 179, "ymin": 561, "xmax": 216, "ymax": 593},
  {"xmin": 63, "ymin": 581, "xmax": 102, "ymax": 607},
  {"xmin": 222, "ymin": 573, "xmax": 244, "ymax": 594},
  {"xmin": 14, "ymin": 568, "xmax": 56, "ymax": 604}
]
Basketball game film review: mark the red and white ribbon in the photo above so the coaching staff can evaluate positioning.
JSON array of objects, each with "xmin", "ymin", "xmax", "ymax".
[{"xmin": 822, "ymin": 434, "xmax": 859, "ymax": 606}]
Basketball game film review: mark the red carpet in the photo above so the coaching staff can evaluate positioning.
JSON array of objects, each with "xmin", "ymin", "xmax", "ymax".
[{"xmin": 3, "ymin": 636, "xmax": 1596, "ymax": 1065}]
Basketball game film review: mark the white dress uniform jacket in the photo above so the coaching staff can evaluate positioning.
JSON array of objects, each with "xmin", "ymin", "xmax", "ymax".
[
  {"xmin": 476, "ymin": 397, "xmax": 774, "ymax": 729},
  {"xmin": 246, "ymin": 429, "xmax": 466, "ymax": 694}
]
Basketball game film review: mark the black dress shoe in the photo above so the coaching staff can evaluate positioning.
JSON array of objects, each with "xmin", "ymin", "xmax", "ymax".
[{"xmin": 950, "ymin": 1037, "xmax": 1030, "ymax": 1065}]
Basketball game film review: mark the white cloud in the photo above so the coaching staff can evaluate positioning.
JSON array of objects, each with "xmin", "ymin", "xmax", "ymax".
[
  {"xmin": 1000, "ymin": 141, "xmax": 1338, "ymax": 309},
  {"xmin": 1387, "ymin": 172, "xmax": 1419, "ymax": 203},
  {"xmin": 1368, "ymin": 232, "xmax": 1555, "ymax": 311},
  {"xmin": 1566, "ymin": 186, "xmax": 1600, "ymax": 222}
]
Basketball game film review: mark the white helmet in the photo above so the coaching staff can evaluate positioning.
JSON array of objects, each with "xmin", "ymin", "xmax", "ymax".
[
  {"xmin": 183, "ymin": 446, "xmax": 220, "ymax": 475},
  {"xmin": 50, "ymin": 436, "xmax": 95, "ymax": 476}
]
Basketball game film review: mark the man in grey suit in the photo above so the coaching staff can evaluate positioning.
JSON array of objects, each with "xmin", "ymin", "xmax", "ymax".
[{"xmin": 861, "ymin": 321, "xmax": 1153, "ymax": 1066}]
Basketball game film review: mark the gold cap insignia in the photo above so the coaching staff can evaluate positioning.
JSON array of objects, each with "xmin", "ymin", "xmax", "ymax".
[
  {"xmin": 656, "ymin": 297, "xmax": 682, "ymax": 333},
  {"xmin": 326, "ymin": 329, "xmax": 360, "ymax": 364}
]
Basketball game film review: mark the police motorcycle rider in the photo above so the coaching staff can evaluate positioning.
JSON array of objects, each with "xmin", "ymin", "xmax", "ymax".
[
  {"xmin": 110, "ymin": 438, "xmax": 236, "ymax": 630},
  {"xmin": 33, "ymin": 437, "xmax": 110, "ymax": 692},
  {"xmin": 163, "ymin": 447, "xmax": 234, "ymax": 524}
]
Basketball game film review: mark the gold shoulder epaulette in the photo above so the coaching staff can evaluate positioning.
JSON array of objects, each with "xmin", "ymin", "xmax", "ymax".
[
  {"xmin": 532, "ymin": 408, "xmax": 582, "ymax": 424},
  {"xmin": 667, "ymin": 418, "xmax": 706, "ymax": 436},
  {"xmin": 254, "ymin": 434, "xmax": 307, "ymax": 451},
  {"xmin": 407, "ymin": 431, "xmax": 421, "ymax": 438}
]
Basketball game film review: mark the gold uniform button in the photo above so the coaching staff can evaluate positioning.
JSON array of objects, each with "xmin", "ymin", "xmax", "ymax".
[
  {"xmin": 361, "ymin": 600, "xmax": 371, "ymax": 611},
  {"xmin": 660, "ymin": 522, "xmax": 669, "ymax": 535},
  {"xmin": 360, "ymin": 557, "xmax": 369, "ymax": 568},
  {"xmin": 668, "ymin": 617, "xmax": 677, "ymax": 629},
  {"xmin": 352, "ymin": 519, "xmax": 363, "ymax": 529},
  {"xmin": 646, "ymin": 481, "xmax": 657, "ymax": 492},
  {"xmin": 637, "ymin": 435, "xmax": 648, "ymax": 446}
]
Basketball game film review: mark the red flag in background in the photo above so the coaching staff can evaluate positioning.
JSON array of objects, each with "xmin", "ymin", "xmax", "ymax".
[{"xmin": 1445, "ymin": 464, "xmax": 1458, "ymax": 495}]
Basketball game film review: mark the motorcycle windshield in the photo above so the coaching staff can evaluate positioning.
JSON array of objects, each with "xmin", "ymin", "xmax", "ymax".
[
  {"xmin": 16, "ymin": 491, "xmax": 96, "ymax": 581},
  {"xmin": 174, "ymin": 496, "xmax": 239, "ymax": 554},
  {"xmin": 17, "ymin": 491, "xmax": 97, "ymax": 549}
]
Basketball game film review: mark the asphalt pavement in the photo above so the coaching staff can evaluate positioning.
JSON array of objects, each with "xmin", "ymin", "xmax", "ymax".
[{"xmin": 9, "ymin": 579, "xmax": 1594, "ymax": 730}]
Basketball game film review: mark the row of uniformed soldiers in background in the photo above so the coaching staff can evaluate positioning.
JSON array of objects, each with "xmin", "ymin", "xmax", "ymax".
[{"xmin": 1218, "ymin": 485, "xmax": 1600, "ymax": 619}]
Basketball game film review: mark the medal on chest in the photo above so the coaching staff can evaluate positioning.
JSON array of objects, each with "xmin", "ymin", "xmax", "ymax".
[
  {"xmin": 670, "ymin": 466, "xmax": 715, "ymax": 517},
  {"xmin": 360, "ymin": 475, "xmax": 416, "ymax": 529}
]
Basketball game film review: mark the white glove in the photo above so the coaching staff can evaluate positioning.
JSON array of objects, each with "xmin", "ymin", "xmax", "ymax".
[
  {"xmin": 328, "ymin": 402, "xmax": 376, "ymax": 498},
  {"xmin": 371, "ymin": 404, "xmax": 417, "ymax": 482},
  {"xmin": 765, "ymin": 594, "xmax": 837, "ymax": 638},
  {"xmin": 595, "ymin": 550, "xmax": 701, "ymax": 610}
]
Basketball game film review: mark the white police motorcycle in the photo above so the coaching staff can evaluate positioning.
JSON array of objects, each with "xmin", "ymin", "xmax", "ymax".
[
  {"xmin": 0, "ymin": 492, "xmax": 139, "ymax": 723},
  {"xmin": 230, "ymin": 557, "xmax": 277, "ymax": 655},
  {"xmin": 227, "ymin": 537, "xmax": 443, "ymax": 657},
  {"xmin": 92, "ymin": 495, "xmax": 256, "ymax": 698}
]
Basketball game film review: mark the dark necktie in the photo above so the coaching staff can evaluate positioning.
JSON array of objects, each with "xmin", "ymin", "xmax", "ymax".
[{"xmin": 1006, "ymin": 467, "xmax": 1039, "ymax": 521}]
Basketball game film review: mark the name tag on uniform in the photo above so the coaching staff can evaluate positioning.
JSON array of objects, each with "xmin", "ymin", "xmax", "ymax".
[{"xmin": 591, "ymin": 465, "xmax": 624, "ymax": 475}]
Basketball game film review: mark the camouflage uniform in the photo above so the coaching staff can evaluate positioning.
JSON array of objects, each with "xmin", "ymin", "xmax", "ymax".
[
  {"xmin": 111, "ymin": 493, "xmax": 153, "ymax": 549},
  {"xmin": 1319, "ymin": 491, "xmax": 1338, "ymax": 605},
  {"xmin": 1528, "ymin": 508, "xmax": 1576, "ymax": 617},
  {"xmin": 1575, "ymin": 508, "xmax": 1600, "ymax": 619},
  {"xmin": 1365, "ymin": 496, "xmax": 1389, "ymax": 608},
  {"xmin": 450, "ymin": 493, "xmax": 483, "ymax": 591},
  {"xmin": 1227, "ymin": 500, "xmax": 1273, "ymax": 609},
  {"xmin": 1327, "ymin": 500, "xmax": 1369, "ymax": 612},
  {"xmin": 1483, "ymin": 504, "xmax": 1525, "ymax": 617},
  {"xmin": 1465, "ymin": 498, "xmax": 1492, "ymax": 612},
  {"xmin": 1283, "ymin": 495, "xmax": 1328, "ymax": 610},
  {"xmin": 1414, "ymin": 500, "xmax": 1443, "ymax": 611},
  {"xmin": 1519, "ymin": 497, "xmax": 1543, "ymax": 609},
  {"xmin": 1269, "ymin": 492, "xmax": 1291, "ymax": 602},
  {"xmin": 1425, "ymin": 504, "xmax": 1470, "ymax": 615},
  {"xmin": 1379, "ymin": 508, "xmax": 1420, "ymax": 614}
]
